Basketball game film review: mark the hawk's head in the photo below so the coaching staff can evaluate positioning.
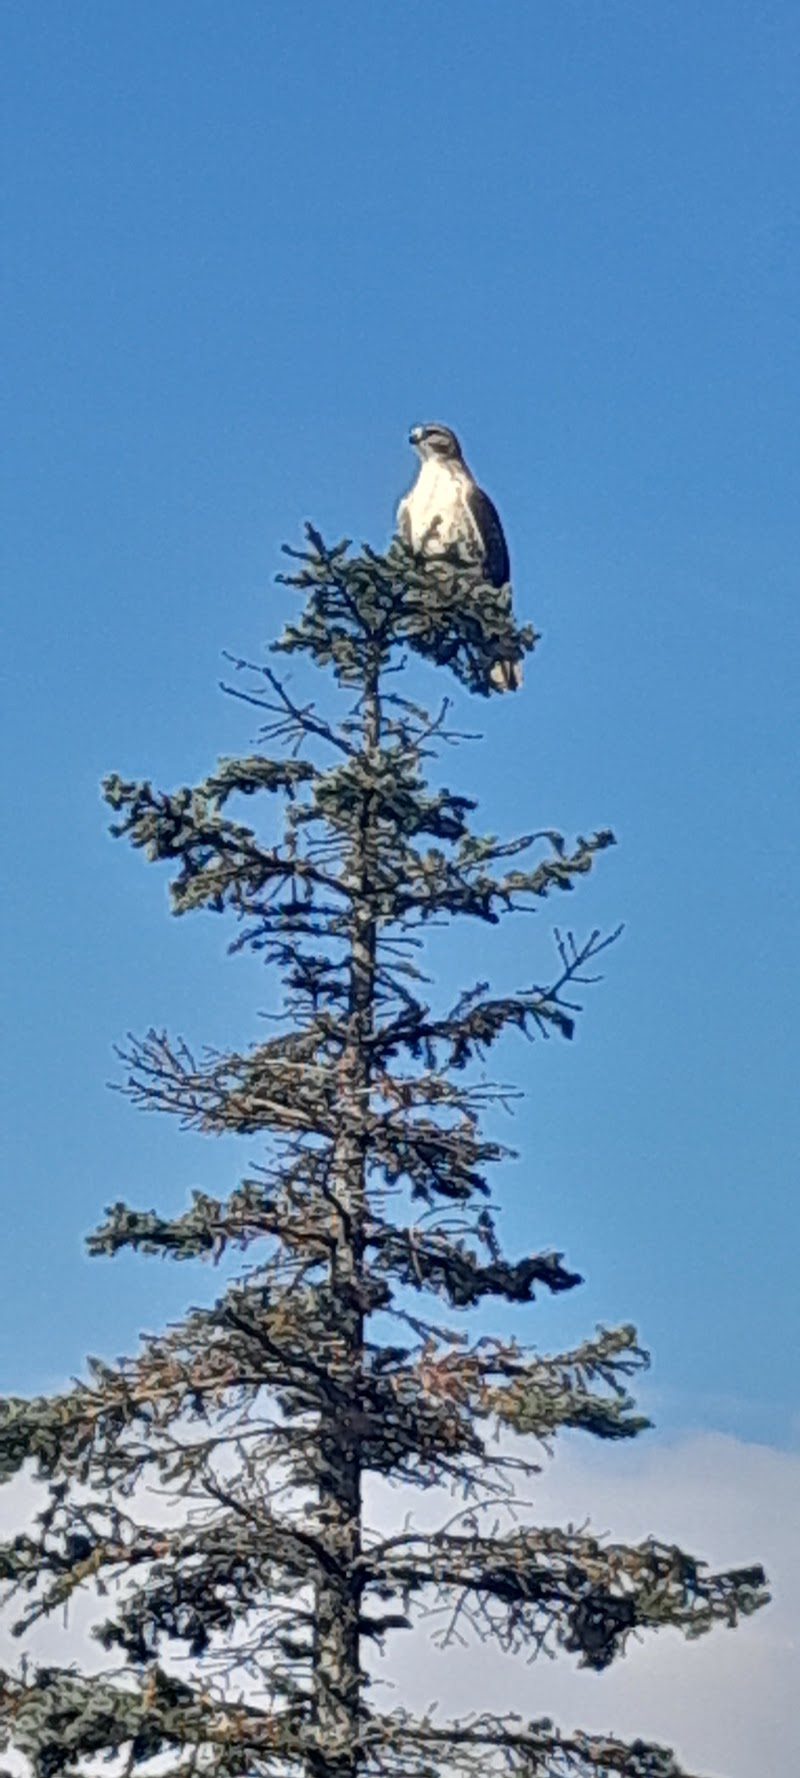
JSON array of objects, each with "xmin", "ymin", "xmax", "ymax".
[{"xmin": 409, "ymin": 423, "xmax": 464, "ymax": 464}]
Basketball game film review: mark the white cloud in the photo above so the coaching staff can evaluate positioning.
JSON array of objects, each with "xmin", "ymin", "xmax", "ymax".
[
  {"xmin": 1, "ymin": 1433, "xmax": 794, "ymax": 1777},
  {"xmin": 371, "ymin": 1433, "xmax": 797, "ymax": 1778}
]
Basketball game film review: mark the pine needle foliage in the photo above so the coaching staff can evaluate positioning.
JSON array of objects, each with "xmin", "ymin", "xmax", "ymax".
[{"xmin": 0, "ymin": 535, "xmax": 767, "ymax": 1778}]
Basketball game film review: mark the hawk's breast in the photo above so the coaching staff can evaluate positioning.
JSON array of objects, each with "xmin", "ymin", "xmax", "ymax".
[{"xmin": 400, "ymin": 461, "xmax": 482, "ymax": 557}]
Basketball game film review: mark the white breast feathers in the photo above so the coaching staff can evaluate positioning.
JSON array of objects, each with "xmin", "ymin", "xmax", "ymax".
[{"xmin": 398, "ymin": 461, "xmax": 480, "ymax": 557}]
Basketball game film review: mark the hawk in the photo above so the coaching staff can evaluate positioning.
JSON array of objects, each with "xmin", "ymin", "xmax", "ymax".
[{"xmin": 396, "ymin": 422, "xmax": 521, "ymax": 690}]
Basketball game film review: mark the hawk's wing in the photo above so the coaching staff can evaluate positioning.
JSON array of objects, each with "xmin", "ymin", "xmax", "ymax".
[{"xmin": 466, "ymin": 483, "xmax": 510, "ymax": 588}]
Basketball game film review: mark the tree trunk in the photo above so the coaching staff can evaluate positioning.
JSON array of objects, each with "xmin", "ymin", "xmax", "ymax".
[{"xmin": 310, "ymin": 674, "xmax": 379, "ymax": 1778}]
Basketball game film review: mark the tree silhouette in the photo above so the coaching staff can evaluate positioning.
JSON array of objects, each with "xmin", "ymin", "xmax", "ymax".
[{"xmin": 0, "ymin": 532, "xmax": 767, "ymax": 1778}]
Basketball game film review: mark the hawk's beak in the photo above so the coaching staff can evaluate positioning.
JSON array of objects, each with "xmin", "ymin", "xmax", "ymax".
[{"xmin": 409, "ymin": 426, "xmax": 423, "ymax": 446}]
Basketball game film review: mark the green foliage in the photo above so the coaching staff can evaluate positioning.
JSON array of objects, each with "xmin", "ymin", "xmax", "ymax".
[{"xmin": 0, "ymin": 534, "xmax": 767, "ymax": 1778}]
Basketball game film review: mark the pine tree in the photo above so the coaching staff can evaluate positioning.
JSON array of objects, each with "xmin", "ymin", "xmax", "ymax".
[{"xmin": 0, "ymin": 532, "xmax": 767, "ymax": 1778}]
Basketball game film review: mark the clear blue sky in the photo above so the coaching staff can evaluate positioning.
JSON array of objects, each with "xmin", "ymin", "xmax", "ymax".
[{"xmin": 2, "ymin": 2, "xmax": 797, "ymax": 1448}]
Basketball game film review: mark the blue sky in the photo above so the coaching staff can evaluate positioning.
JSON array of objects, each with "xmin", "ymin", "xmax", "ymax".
[{"xmin": 2, "ymin": 2, "xmax": 798, "ymax": 1448}]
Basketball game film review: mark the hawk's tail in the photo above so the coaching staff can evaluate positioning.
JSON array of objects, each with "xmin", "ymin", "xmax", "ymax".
[{"xmin": 489, "ymin": 658, "xmax": 523, "ymax": 693}]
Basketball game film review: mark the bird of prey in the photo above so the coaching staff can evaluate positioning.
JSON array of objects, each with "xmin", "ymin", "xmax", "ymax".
[{"xmin": 396, "ymin": 422, "xmax": 521, "ymax": 690}]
